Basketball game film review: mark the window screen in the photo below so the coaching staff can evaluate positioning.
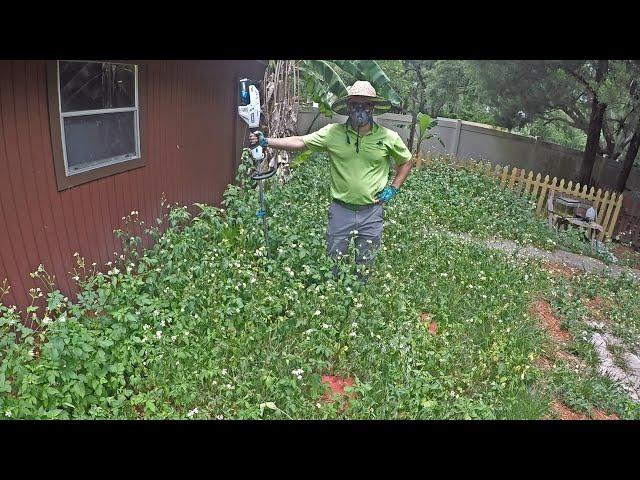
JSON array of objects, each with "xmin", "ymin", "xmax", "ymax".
[{"xmin": 58, "ymin": 61, "xmax": 140, "ymax": 175}]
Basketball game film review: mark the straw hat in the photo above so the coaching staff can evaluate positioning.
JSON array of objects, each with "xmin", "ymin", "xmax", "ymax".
[{"xmin": 331, "ymin": 80, "xmax": 392, "ymax": 116}]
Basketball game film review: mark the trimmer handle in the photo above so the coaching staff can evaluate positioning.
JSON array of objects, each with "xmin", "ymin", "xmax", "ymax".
[{"xmin": 248, "ymin": 128, "xmax": 277, "ymax": 181}]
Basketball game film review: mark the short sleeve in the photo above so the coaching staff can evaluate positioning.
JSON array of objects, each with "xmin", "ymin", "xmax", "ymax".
[
  {"xmin": 388, "ymin": 131, "xmax": 413, "ymax": 166},
  {"xmin": 302, "ymin": 124, "xmax": 333, "ymax": 152}
]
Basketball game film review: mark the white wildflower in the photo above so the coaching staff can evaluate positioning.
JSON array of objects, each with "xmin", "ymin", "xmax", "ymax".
[{"xmin": 186, "ymin": 408, "xmax": 199, "ymax": 418}]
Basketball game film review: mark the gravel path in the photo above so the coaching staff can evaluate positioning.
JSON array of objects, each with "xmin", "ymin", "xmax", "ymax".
[{"xmin": 452, "ymin": 232, "xmax": 640, "ymax": 282}]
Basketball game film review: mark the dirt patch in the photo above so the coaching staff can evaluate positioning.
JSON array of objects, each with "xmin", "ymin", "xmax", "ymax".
[
  {"xmin": 543, "ymin": 262, "xmax": 578, "ymax": 279},
  {"xmin": 590, "ymin": 409, "xmax": 620, "ymax": 420},
  {"xmin": 549, "ymin": 400, "xmax": 619, "ymax": 420},
  {"xmin": 585, "ymin": 296, "xmax": 612, "ymax": 326},
  {"xmin": 535, "ymin": 356, "xmax": 553, "ymax": 371},
  {"xmin": 555, "ymin": 350, "xmax": 586, "ymax": 369},
  {"xmin": 550, "ymin": 400, "xmax": 588, "ymax": 420},
  {"xmin": 613, "ymin": 244, "xmax": 640, "ymax": 269},
  {"xmin": 549, "ymin": 400, "xmax": 618, "ymax": 420},
  {"xmin": 535, "ymin": 351, "xmax": 585, "ymax": 371},
  {"xmin": 321, "ymin": 375, "xmax": 356, "ymax": 412},
  {"xmin": 420, "ymin": 312, "xmax": 438, "ymax": 335},
  {"xmin": 530, "ymin": 300, "xmax": 571, "ymax": 344},
  {"xmin": 586, "ymin": 296, "xmax": 606, "ymax": 314}
]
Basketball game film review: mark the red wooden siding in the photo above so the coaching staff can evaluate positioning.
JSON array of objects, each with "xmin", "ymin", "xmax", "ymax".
[{"xmin": 0, "ymin": 60, "xmax": 266, "ymax": 311}]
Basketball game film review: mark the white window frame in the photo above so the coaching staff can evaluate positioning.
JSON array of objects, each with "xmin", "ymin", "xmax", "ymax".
[{"xmin": 57, "ymin": 60, "xmax": 141, "ymax": 176}]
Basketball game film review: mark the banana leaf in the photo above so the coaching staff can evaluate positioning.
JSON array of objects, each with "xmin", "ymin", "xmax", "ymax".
[{"xmin": 332, "ymin": 60, "xmax": 403, "ymax": 107}]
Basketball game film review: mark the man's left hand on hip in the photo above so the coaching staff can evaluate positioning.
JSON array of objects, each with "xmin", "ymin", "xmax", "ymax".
[{"xmin": 375, "ymin": 185, "xmax": 398, "ymax": 204}]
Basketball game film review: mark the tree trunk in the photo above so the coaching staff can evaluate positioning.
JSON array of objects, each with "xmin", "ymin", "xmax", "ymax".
[
  {"xmin": 579, "ymin": 60, "xmax": 609, "ymax": 186},
  {"xmin": 305, "ymin": 111, "xmax": 322, "ymax": 135},
  {"xmin": 581, "ymin": 102, "xmax": 607, "ymax": 185},
  {"xmin": 614, "ymin": 125, "xmax": 640, "ymax": 192},
  {"xmin": 407, "ymin": 110, "xmax": 418, "ymax": 154}
]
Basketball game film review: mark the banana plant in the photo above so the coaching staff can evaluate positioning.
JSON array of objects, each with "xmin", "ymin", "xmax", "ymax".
[
  {"xmin": 298, "ymin": 60, "xmax": 401, "ymax": 117},
  {"xmin": 414, "ymin": 112, "xmax": 445, "ymax": 156},
  {"xmin": 331, "ymin": 60, "xmax": 403, "ymax": 107}
]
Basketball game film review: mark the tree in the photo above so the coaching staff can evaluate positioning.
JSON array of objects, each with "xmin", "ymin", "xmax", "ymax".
[
  {"xmin": 598, "ymin": 60, "xmax": 640, "ymax": 191},
  {"xmin": 470, "ymin": 60, "xmax": 613, "ymax": 186},
  {"xmin": 379, "ymin": 60, "xmax": 497, "ymax": 152},
  {"xmin": 580, "ymin": 60, "xmax": 609, "ymax": 187}
]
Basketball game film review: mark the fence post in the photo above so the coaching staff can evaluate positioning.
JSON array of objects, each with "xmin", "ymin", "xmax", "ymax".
[
  {"xmin": 536, "ymin": 175, "xmax": 550, "ymax": 214},
  {"xmin": 452, "ymin": 119, "xmax": 462, "ymax": 160}
]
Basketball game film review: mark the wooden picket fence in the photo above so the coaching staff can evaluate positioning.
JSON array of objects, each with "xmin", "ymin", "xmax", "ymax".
[{"xmin": 415, "ymin": 152, "xmax": 624, "ymax": 241}]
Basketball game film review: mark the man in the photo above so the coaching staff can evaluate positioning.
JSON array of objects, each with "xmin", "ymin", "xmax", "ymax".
[{"xmin": 250, "ymin": 80, "xmax": 413, "ymax": 280}]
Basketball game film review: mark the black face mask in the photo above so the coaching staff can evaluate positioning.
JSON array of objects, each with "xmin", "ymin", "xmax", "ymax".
[{"xmin": 348, "ymin": 103, "xmax": 373, "ymax": 128}]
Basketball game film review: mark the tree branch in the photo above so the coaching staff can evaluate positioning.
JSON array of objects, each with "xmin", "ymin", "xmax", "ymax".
[
  {"xmin": 541, "ymin": 113, "xmax": 578, "ymax": 129},
  {"xmin": 602, "ymin": 121, "xmax": 615, "ymax": 156},
  {"xmin": 563, "ymin": 67, "xmax": 596, "ymax": 97},
  {"xmin": 555, "ymin": 106, "xmax": 588, "ymax": 131}
]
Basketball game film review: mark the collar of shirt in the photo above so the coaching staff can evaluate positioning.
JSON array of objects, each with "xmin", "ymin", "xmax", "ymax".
[{"xmin": 345, "ymin": 121, "xmax": 380, "ymax": 137}]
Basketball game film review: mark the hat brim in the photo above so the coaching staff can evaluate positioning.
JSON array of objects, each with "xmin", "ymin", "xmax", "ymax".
[{"xmin": 331, "ymin": 95, "xmax": 392, "ymax": 116}]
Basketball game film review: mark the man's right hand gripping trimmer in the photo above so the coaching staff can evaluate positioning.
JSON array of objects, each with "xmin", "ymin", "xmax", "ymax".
[{"xmin": 237, "ymin": 78, "xmax": 277, "ymax": 181}]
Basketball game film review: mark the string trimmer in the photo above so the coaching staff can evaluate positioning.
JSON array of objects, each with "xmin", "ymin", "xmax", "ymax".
[{"xmin": 237, "ymin": 78, "xmax": 277, "ymax": 255}]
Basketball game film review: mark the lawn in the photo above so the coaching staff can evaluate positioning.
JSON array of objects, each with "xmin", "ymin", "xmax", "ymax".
[{"xmin": 1, "ymin": 152, "xmax": 638, "ymax": 419}]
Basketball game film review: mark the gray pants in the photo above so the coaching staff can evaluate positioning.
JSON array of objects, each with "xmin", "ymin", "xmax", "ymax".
[{"xmin": 327, "ymin": 200, "xmax": 384, "ymax": 279}]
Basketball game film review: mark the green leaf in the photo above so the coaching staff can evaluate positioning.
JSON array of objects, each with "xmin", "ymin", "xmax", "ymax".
[
  {"xmin": 73, "ymin": 382, "xmax": 86, "ymax": 398},
  {"xmin": 299, "ymin": 60, "xmax": 348, "ymax": 100}
]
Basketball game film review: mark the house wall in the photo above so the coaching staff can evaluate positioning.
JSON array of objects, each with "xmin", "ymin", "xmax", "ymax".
[{"xmin": 0, "ymin": 60, "xmax": 266, "ymax": 310}]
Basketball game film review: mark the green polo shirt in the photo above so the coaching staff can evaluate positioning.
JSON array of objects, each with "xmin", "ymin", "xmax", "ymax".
[{"xmin": 302, "ymin": 122, "xmax": 412, "ymax": 205}]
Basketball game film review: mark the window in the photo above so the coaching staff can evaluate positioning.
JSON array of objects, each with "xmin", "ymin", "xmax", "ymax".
[{"xmin": 48, "ymin": 60, "xmax": 145, "ymax": 190}]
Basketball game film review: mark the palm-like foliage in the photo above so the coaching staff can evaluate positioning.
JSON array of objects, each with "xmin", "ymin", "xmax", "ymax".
[
  {"xmin": 298, "ymin": 60, "xmax": 401, "ymax": 116},
  {"xmin": 257, "ymin": 60, "xmax": 402, "ymax": 183}
]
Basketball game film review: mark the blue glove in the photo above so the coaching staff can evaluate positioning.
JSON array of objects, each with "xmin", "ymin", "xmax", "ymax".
[
  {"xmin": 375, "ymin": 185, "xmax": 398, "ymax": 203},
  {"xmin": 250, "ymin": 130, "xmax": 269, "ymax": 148}
]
